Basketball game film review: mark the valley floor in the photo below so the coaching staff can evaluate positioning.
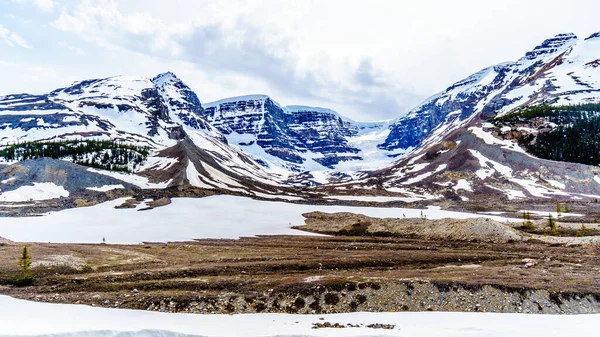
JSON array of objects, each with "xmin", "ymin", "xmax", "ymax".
[{"xmin": 1, "ymin": 234, "xmax": 600, "ymax": 317}]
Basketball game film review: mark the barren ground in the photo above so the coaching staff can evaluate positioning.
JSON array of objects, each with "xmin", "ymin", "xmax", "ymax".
[{"xmin": 1, "ymin": 230, "xmax": 600, "ymax": 314}]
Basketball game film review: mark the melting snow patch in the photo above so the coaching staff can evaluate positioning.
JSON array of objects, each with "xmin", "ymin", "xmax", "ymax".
[
  {"xmin": 325, "ymin": 195, "xmax": 419, "ymax": 203},
  {"xmin": 0, "ymin": 182, "xmax": 69, "ymax": 202},
  {"xmin": 453, "ymin": 179, "xmax": 473, "ymax": 192},
  {"xmin": 520, "ymin": 210, "xmax": 583, "ymax": 218},
  {"xmin": 506, "ymin": 190, "xmax": 527, "ymax": 200},
  {"xmin": 546, "ymin": 180, "xmax": 566, "ymax": 190},
  {"xmin": 469, "ymin": 150, "xmax": 513, "ymax": 179},
  {"xmin": 469, "ymin": 126, "xmax": 526, "ymax": 154},
  {"xmin": 86, "ymin": 185, "xmax": 125, "ymax": 192},
  {"xmin": 88, "ymin": 168, "xmax": 171, "ymax": 189},
  {"xmin": 401, "ymin": 172, "xmax": 433, "ymax": 185},
  {"xmin": 1, "ymin": 177, "xmax": 15, "ymax": 184}
]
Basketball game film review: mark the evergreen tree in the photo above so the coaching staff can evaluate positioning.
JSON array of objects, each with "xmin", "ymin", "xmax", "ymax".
[
  {"xmin": 547, "ymin": 214, "xmax": 558, "ymax": 234},
  {"xmin": 14, "ymin": 245, "xmax": 34, "ymax": 286}
]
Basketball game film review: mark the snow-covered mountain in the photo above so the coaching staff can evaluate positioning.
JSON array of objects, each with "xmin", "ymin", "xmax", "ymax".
[
  {"xmin": 379, "ymin": 32, "xmax": 600, "ymax": 152},
  {"xmin": 348, "ymin": 32, "xmax": 600, "ymax": 201},
  {"xmin": 201, "ymin": 95, "xmax": 396, "ymax": 176},
  {"xmin": 0, "ymin": 72, "xmax": 287, "ymax": 196},
  {"xmin": 1, "ymin": 32, "xmax": 600, "ymax": 202}
]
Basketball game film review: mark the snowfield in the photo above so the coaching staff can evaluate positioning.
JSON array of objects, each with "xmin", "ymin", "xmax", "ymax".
[
  {"xmin": 0, "ymin": 295, "xmax": 597, "ymax": 337},
  {"xmin": 0, "ymin": 195, "xmax": 516, "ymax": 244}
]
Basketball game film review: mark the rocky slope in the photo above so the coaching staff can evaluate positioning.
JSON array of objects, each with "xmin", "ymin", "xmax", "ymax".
[{"xmin": 0, "ymin": 73, "xmax": 289, "ymax": 200}]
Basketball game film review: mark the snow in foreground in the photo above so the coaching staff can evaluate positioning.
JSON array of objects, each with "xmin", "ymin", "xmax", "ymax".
[
  {"xmin": 0, "ymin": 195, "xmax": 516, "ymax": 244},
  {"xmin": 0, "ymin": 295, "xmax": 597, "ymax": 337}
]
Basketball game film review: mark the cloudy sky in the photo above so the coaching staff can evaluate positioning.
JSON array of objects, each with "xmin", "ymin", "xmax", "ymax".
[{"xmin": 0, "ymin": 0, "xmax": 598, "ymax": 120}]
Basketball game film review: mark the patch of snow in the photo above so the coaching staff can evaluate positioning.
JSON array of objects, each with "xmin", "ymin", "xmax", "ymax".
[
  {"xmin": 86, "ymin": 185, "xmax": 125, "ymax": 192},
  {"xmin": 453, "ymin": 179, "xmax": 473, "ymax": 192},
  {"xmin": 88, "ymin": 168, "xmax": 171, "ymax": 189},
  {"xmin": 401, "ymin": 172, "xmax": 433, "ymax": 185},
  {"xmin": 0, "ymin": 182, "xmax": 69, "ymax": 202},
  {"xmin": 469, "ymin": 149, "xmax": 513, "ymax": 179},
  {"xmin": 405, "ymin": 163, "xmax": 429, "ymax": 174},
  {"xmin": 546, "ymin": 180, "xmax": 566, "ymax": 190},
  {"xmin": 506, "ymin": 190, "xmax": 527, "ymax": 200},
  {"xmin": 469, "ymin": 126, "xmax": 527, "ymax": 154},
  {"xmin": 252, "ymin": 192, "xmax": 303, "ymax": 201},
  {"xmin": 434, "ymin": 164, "xmax": 447, "ymax": 173},
  {"xmin": 1, "ymin": 177, "xmax": 15, "ymax": 184},
  {"xmin": 520, "ymin": 210, "xmax": 583, "ymax": 218},
  {"xmin": 3, "ymin": 295, "xmax": 598, "ymax": 337},
  {"xmin": 325, "ymin": 195, "xmax": 418, "ymax": 203}
]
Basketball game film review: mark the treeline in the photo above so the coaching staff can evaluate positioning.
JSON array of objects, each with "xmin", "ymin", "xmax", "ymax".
[
  {"xmin": 493, "ymin": 104, "xmax": 600, "ymax": 166},
  {"xmin": 493, "ymin": 103, "xmax": 600, "ymax": 125},
  {"xmin": 0, "ymin": 140, "xmax": 149, "ymax": 173},
  {"xmin": 518, "ymin": 118, "xmax": 600, "ymax": 165}
]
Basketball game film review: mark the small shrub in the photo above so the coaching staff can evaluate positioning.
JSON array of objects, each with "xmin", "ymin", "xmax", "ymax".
[
  {"xmin": 547, "ymin": 214, "xmax": 558, "ymax": 235},
  {"xmin": 576, "ymin": 224, "xmax": 589, "ymax": 237},
  {"xmin": 521, "ymin": 212, "xmax": 534, "ymax": 231}
]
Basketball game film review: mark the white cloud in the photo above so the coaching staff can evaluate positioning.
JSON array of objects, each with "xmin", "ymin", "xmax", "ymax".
[
  {"xmin": 52, "ymin": 1, "xmax": 193, "ymax": 56},
  {"xmin": 33, "ymin": 0, "xmax": 55, "ymax": 11},
  {"xmin": 4, "ymin": 0, "xmax": 600, "ymax": 120},
  {"xmin": 9, "ymin": 0, "xmax": 56, "ymax": 11},
  {"xmin": 0, "ymin": 61, "xmax": 78, "ymax": 94},
  {"xmin": 0, "ymin": 24, "xmax": 32, "ymax": 48}
]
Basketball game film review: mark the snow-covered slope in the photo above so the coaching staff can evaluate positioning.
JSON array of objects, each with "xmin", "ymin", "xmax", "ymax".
[
  {"xmin": 379, "ymin": 32, "xmax": 600, "ymax": 152},
  {"xmin": 0, "ymin": 73, "xmax": 287, "ymax": 194},
  {"xmin": 331, "ymin": 32, "xmax": 600, "ymax": 201}
]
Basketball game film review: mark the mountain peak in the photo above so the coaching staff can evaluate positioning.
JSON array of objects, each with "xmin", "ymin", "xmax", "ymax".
[
  {"xmin": 152, "ymin": 71, "xmax": 180, "ymax": 84},
  {"xmin": 585, "ymin": 32, "xmax": 600, "ymax": 41},
  {"xmin": 524, "ymin": 33, "xmax": 578, "ymax": 60}
]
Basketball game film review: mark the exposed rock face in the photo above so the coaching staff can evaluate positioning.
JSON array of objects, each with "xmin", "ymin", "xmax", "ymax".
[
  {"xmin": 379, "ymin": 33, "xmax": 599, "ymax": 151},
  {"xmin": 202, "ymin": 96, "xmax": 363, "ymax": 169},
  {"xmin": 151, "ymin": 72, "xmax": 221, "ymax": 137}
]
